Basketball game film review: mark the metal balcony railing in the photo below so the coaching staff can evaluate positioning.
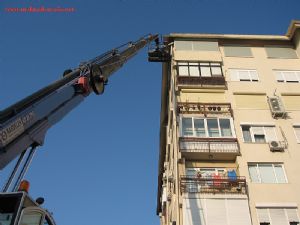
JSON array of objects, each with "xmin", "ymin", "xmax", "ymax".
[
  {"xmin": 180, "ymin": 137, "xmax": 240, "ymax": 154},
  {"xmin": 177, "ymin": 76, "xmax": 226, "ymax": 86},
  {"xmin": 177, "ymin": 102, "xmax": 233, "ymax": 116},
  {"xmin": 180, "ymin": 175, "xmax": 247, "ymax": 194}
]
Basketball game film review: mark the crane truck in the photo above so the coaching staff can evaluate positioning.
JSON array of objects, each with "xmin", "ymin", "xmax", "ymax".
[{"xmin": 0, "ymin": 34, "xmax": 165, "ymax": 225}]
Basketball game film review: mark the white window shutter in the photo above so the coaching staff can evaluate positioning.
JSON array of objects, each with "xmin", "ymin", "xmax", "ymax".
[
  {"xmin": 283, "ymin": 71, "xmax": 298, "ymax": 82},
  {"xmin": 250, "ymin": 70, "xmax": 259, "ymax": 81},
  {"xmin": 269, "ymin": 208, "xmax": 289, "ymax": 225},
  {"xmin": 230, "ymin": 69, "xmax": 239, "ymax": 81},
  {"xmin": 275, "ymin": 71, "xmax": 284, "ymax": 81},
  {"xmin": 206, "ymin": 199, "xmax": 228, "ymax": 225},
  {"xmin": 286, "ymin": 208, "xmax": 300, "ymax": 222},
  {"xmin": 264, "ymin": 126, "xmax": 277, "ymax": 142},
  {"xmin": 238, "ymin": 70, "xmax": 250, "ymax": 80},
  {"xmin": 183, "ymin": 199, "xmax": 205, "ymax": 225},
  {"xmin": 257, "ymin": 208, "xmax": 270, "ymax": 223},
  {"xmin": 297, "ymin": 71, "xmax": 300, "ymax": 81},
  {"xmin": 227, "ymin": 199, "xmax": 252, "ymax": 225}
]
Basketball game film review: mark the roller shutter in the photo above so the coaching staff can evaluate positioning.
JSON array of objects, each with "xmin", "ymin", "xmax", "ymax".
[
  {"xmin": 234, "ymin": 94, "xmax": 268, "ymax": 109},
  {"xmin": 282, "ymin": 96, "xmax": 300, "ymax": 110},
  {"xmin": 183, "ymin": 198, "xmax": 251, "ymax": 225}
]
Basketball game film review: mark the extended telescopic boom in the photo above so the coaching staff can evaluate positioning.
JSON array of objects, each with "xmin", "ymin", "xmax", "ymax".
[{"xmin": 0, "ymin": 34, "xmax": 158, "ymax": 171}]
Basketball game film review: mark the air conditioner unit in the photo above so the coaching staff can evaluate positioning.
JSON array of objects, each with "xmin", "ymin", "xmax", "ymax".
[
  {"xmin": 267, "ymin": 97, "xmax": 286, "ymax": 118},
  {"xmin": 269, "ymin": 141, "xmax": 285, "ymax": 152}
]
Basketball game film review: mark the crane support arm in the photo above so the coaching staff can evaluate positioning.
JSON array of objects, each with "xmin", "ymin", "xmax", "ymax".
[{"xmin": 0, "ymin": 34, "xmax": 158, "ymax": 169}]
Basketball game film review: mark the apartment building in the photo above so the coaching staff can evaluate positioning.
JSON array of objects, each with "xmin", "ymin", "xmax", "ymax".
[{"xmin": 155, "ymin": 20, "xmax": 300, "ymax": 225}]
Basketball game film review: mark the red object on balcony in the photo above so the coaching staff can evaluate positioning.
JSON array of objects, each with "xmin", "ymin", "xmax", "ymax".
[{"xmin": 213, "ymin": 174, "xmax": 221, "ymax": 187}]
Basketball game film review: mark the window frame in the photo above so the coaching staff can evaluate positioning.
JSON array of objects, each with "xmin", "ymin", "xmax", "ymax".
[
  {"xmin": 248, "ymin": 163, "xmax": 288, "ymax": 184},
  {"xmin": 241, "ymin": 124, "xmax": 278, "ymax": 143},
  {"xmin": 256, "ymin": 207, "xmax": 299, "ymax": 225},
  {"xmin": 177, "ymin": 61, "xmax": 223, "ymax": 78},
  {"xmin": 180, "ymin": 116, "xmax": 236, "ymax": 138},
  {"xmin": 229, "ymin": 69, "xmax": 259, "ymax": 82},
  {"xmin": 274, "ymin": 70, "xmax": 300, "ymax": 83},
  {"xmin": 18, "ymin": 207, "xmax": 45, "ymax": 225}
]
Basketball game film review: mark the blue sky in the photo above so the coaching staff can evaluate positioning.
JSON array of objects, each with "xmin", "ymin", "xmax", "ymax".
[{"xmin": 0, "ymin": 1, "xmax": 300, "ymax": 225}]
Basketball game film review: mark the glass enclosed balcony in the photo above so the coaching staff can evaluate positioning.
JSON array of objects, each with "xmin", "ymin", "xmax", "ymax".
[{"xmin": 176, "ymin": 62, "xmax": 226, "ymax": 87}]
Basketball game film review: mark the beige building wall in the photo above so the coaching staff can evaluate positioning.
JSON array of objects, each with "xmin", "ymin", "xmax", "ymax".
[{"xmin": 157, "ymin": 20, "xmax": 300, "ymax": 225}]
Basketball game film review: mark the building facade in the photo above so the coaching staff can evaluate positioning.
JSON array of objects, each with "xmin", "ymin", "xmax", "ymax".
[{"xmin": 156, "ymin": 20, "xmax": 300, "ymax": 225}]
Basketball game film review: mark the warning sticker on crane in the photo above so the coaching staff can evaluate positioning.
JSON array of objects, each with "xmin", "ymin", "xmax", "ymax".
[{"xmin": 0, "ymin": 111, "xmax": 35, "ymax": 147}]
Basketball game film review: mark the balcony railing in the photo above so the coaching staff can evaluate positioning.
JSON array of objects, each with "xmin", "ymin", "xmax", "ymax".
[
  {"xmin": 177, "ymin": 76, "xmax": 226, "ymax": 86},
  {"xmin": 180, "ymin": 175, "xmax": 247, "ymax": 194},
  {"xmin": 179, "ymin": 137, "xmax": 240, "ymax": 160},
  {"xmin": 177, "ymin": 102, "xmax": 233, "ymax": 117}
]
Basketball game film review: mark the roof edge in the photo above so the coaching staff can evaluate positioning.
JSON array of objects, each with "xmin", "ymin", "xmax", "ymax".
[
  {"xmin": 286, "ymin": 20, "xmax": 300, "ymax": 38},
  {"xmin": 163, "ymin": 20, "xmax": 300, "ymax": 42},
  {"xmin": 165, "ymin": 33, "xmax": 289, "ymax": 41}
]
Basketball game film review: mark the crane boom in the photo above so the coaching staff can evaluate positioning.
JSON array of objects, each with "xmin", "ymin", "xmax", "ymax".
[{"xmin": 0, "ymin": 34, "xmax": 158, "ymax": 170}]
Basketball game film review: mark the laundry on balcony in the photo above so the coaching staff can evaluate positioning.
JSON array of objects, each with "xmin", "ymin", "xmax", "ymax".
[{"xmin": 228, "ymin": 170, "xmax": 237, "ymax": 182}]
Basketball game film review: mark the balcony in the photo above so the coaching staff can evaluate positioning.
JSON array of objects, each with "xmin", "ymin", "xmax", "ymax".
[
  {"xmin": 177, "ymin": 76, "xmax": 226, "ymax": 87},
  {"xmin": 180, "ymin": 175, "xmax": 247, "ymax": 195},
  {"xmin": 179, "ymin": 137, "xmax": 240, "ymax": 160},
  {"xmin": 177, "ymin": 102, "xmax": 233, "ymax": 117},
  {"xmin": 176, "ymin": 62, "xmax": 226, "ymax": 89}
]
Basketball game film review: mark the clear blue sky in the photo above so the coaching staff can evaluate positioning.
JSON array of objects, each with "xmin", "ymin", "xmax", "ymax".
[{"xmin": 0, "ymin": 1, "xmax": 299, "ymax": 225}]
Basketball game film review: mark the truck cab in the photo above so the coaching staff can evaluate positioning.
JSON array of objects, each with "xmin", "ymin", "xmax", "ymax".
[{"xmin": 0, "ymin": 192, "xmax": 55, "ymax": 225}]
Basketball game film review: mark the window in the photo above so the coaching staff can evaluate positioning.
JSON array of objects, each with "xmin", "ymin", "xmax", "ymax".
[
  {"xmin": 19, "ymin": 211, "xmax": 43, "ymax": 225},
  {"xmin": 282, "ymin": 95, "xmax": 300, "ymax": 110},
  {"xmin": 275, "ymin": 70, "xmax": 300, "ymax": 83},
  {"xmin": 177, "ymin": 62, "xmax": 223, "ymax": 77},
  {"xmin": 0, "ymin": 195, "xmax": 22, "ymax": 225},
  {"xmin": 230, "ymin": 69, "xmax": 259, "ymax": 82},
  {"xmin": 223, "ymin": 46, "xmax": 253, "ymax": 57},
  {"xmin": 181, "ymin": 117, "xmax": 234, "ymax": 138},
  {"xmin": 183, "ymin": 198, "xmax": 252, "ymax": 225},
  {"xmin": 175, "ymin": 41, "xmax": 219, "ymax": 51},
  {"xmin": 265, "ymin": 46, "xmax": 298, "ymax": 59},
  {"xmin": 293, "ymin": 125, "xmax": 300, "ymax": 143},
  {"xmin": 234, "ymin": 94, "xmax": 268, "ymax": 109},
  {"xmin": 248, "ymin": 163, "xmax": 287, "ymax": 183},
  {"xmin": 257, "ymin": 207, "xmax": 299, "ymax": 225},
  {"xmin": 241, "ymin": 125, "xmax": 277, "ymax": 143}
]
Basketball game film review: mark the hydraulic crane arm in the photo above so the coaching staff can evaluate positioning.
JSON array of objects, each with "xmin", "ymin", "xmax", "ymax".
[{"xmin": 0, "ymin": 34, "xmax": 158, "ymax": 170}]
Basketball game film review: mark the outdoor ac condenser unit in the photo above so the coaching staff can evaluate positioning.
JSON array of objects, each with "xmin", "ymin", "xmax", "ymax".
[
  {"xmin": 267, "ymin": 97, "xmax": 287, "ymax": 118},
  {"xmin": 269, "ymin": 141, "xmax": 285, "ymax": 152}
]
